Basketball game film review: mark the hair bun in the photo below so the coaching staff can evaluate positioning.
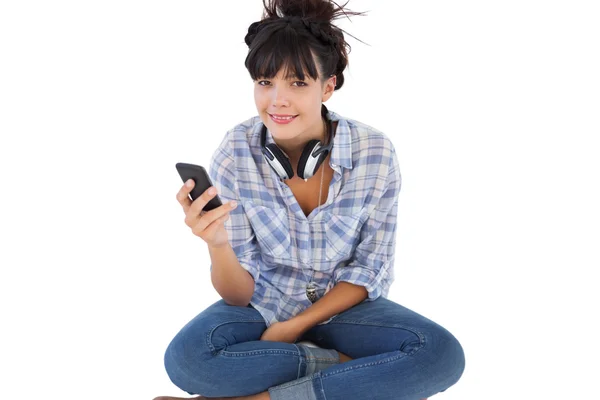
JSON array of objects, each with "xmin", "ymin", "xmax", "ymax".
[
  {"xmin": 244, "ymin": 1, "xmax": 368, "ymax": 91},
  {"xmin": 278, "ymin": 15, "xmax": 337, "ymax": 48},
  {"xmin": 245, "ymin": 21, "xmax": 265, "ymax": 46}
]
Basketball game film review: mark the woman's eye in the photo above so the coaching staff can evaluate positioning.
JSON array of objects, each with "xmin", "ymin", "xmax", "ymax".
[{"xmin": 256, "ymin": 80, "xmax": 307, "ymax": 87}]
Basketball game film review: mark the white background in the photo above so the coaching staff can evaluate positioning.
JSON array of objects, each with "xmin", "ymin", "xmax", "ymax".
[{"xmin": 1, "ymin": 1, "xmax": 599, "ymax": 399}]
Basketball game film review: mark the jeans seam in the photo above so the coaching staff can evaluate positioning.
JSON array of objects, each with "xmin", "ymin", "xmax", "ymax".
[
  {"xmin": 205, "ymin": 319, "xmax": 265, "ymax": 354},
  {"xmin": 319, "ymin": 350, "xmax": 413, "ymax": 379},
  {"xmin": 324, "ymin": 319, "xmax": 426, "ymax": 345},
  {"xmin": 318, "ymin": 333, "xmax": 426, "ymax": 379},
  {"xmin": 293, "ymin": 343, "xmax": 302, "ymax": 379},
  {"xmin": 219, "ymin": 349, "xmax": 300, "ymax": 356},
  {"xmin": 317, "ymin": 373, "xmax": 326, "ymax": 400}
]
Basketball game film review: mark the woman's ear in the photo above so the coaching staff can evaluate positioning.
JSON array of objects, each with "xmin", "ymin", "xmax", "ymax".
[{"xmin": 322, "ymin": 75, "xmax": 337, "ymax": 101}]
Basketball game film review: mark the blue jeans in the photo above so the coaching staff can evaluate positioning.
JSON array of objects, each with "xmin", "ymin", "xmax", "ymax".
[{"xmin": 163, "ymin": 296, "xmax": 465, "ymax": 399}]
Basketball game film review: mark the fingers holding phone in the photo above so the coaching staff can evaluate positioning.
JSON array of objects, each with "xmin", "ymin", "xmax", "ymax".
[
  {"xmin": 175, "ymin": 179, "xmax": 195, "ymax": 213},
  {"xmin": 188, "ymin": 183, "xmax": 238, "ymax": 243},
  {"xmin": 176, "ymin": 163, "xmax": 223, "ymax": 211},
  {"xmin": 175, "ymin": 163, "xmax": 238, "ymax": 248}
]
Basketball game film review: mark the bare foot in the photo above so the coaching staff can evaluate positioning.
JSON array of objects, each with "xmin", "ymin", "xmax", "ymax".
[{"xmin": 337, "ymin": 350, "xmax": 353, "ymax": 363}]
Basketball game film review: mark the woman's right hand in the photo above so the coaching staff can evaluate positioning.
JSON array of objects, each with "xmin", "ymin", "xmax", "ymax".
[{"xmin": 176, "ymin": 179, "xmax": 238, "ymax": 248}]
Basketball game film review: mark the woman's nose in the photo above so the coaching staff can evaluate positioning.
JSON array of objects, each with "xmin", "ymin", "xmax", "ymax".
[{"xmin": 271, "ymin": 86, "xmax": 290, "ymax": 106}]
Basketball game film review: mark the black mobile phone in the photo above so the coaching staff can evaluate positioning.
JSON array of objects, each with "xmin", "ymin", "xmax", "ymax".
[{"xmin": 175, "ymin": 162, "xmax": 223, "ymax": 211}]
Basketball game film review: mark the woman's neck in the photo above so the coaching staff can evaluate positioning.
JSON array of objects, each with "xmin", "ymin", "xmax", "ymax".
[{"xmin": 275, "ymin": 118, "xmax": 328, "ymax": 161}]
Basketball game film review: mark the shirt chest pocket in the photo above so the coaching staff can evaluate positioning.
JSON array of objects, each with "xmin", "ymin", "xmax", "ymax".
[
  {"xmin": 243, "ymin": 201, "xmax": 292, "ymax": 260},
  {"xmin": 323, "ymin": 211, "xmax": 366, "ymax": 262}
]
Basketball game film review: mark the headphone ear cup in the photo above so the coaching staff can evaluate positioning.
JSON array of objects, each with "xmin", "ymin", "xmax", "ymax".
[
  {"xmin": 298, "ymin": 139, "xmax": 326, "ymax": 180},
  {"xmin": 265, "ymin": 143, "xmax": 294, "ymax": 179}
]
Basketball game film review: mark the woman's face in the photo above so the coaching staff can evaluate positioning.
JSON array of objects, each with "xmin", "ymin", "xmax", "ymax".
[{"xmin": 253, "ymin": 65, "xmax": 336, "ymax": 154}]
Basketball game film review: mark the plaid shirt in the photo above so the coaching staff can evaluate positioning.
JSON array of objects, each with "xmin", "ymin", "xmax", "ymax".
[{"xmin": 209, "ymin": 109, "xmax": 401, "ymax": 327}]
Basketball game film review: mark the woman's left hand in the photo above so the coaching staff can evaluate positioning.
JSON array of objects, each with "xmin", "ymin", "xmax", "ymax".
[{"xmin": 260, "ymin": 320, "xmax": 304, "ymax": 343}]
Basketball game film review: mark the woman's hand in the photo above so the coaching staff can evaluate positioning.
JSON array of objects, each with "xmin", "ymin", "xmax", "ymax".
[
  {"xmin": 176, "ymin": 179, "xmax": 238, "ymax": 248},
  {"xmin": 260, "ymin": 320, "xmax": 305, "ymax": 344}
]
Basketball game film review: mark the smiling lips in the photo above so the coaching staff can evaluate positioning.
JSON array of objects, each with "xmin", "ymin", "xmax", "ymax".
[{"xmin": 270, "ymin": 113, "xmax": 298, "ymax": 124}]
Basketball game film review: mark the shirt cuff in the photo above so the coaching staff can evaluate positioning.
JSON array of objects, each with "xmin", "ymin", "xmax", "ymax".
[{"xmin": 334, "ymin": 258, "xmax": 395, "ymax": 302}]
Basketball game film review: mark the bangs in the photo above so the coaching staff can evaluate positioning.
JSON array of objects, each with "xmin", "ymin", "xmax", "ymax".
[{"xmin": 245, "ymin": 25, "xmax": 321, "ymax": 82}]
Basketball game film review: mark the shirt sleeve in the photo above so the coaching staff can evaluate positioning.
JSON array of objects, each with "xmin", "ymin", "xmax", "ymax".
[
  {"xmin": 332, "ymin": 146, "xmax": 401, "ymax": 301},
  {"xmin": 208, "ymin": 134, "xmax": 261, "ymax": 284}
]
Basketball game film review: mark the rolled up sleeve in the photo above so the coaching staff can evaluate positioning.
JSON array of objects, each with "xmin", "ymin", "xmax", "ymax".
[
  {"xmin": 333, "ymin": 148, "xmax": 401, "ymax": 301},
  {"xmin": 208, "ymin": 136, "xmax": 260, "ymax": 283}
]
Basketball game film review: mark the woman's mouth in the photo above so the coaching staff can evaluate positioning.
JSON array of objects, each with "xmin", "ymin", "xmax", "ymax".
[{"xmin": 269, "ymin": 114, "xmax": 298, "ymax": 124}]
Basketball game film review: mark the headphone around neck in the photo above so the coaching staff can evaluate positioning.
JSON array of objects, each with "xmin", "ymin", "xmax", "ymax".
[{"xmin": 261, "ymin": 104, "xmax": 334, "ymax": 181}]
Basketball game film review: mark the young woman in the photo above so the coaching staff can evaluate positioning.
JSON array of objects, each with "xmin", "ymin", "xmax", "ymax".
[{"xmin": 155, "ymin": 1, "xmax": 465, "ymax": 399}]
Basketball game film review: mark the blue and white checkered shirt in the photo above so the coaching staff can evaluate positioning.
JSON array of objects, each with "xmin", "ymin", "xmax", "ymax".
[{"xmin": 209, "ymin": 109, "xmax": 401, "ymax": 327}]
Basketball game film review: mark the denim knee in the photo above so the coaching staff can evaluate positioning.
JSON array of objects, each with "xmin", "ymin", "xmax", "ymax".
[
  {"xmin": 163, "ymin": 325, "xmax": 213, "ymax": 395},
  {"xmin": 419, "ymin": 325, "xmax": 466, "ymax": 392}
]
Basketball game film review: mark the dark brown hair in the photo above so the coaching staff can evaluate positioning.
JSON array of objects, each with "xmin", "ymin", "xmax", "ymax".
[{"xmin": 244, "ymin": 0, "xmax": 368, "ymax": 91}]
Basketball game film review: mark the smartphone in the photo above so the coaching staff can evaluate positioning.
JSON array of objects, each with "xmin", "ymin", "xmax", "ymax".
[{"xmin": 175, "ymin": 162, "xmax": 223, "ymax": 211}]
